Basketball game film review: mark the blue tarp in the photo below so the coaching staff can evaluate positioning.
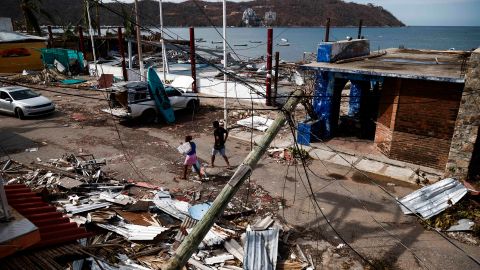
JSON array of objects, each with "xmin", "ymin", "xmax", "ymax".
[
  {"xmin": 349, "ymin": 81, "xmax": 363, "ymax": 117},
  {"xmin": 313, "ymin": 71, "xmax": 332, "ymax": 138}
]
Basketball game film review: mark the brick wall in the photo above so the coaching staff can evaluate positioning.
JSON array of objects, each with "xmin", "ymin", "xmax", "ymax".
[
  {"xmin": 375, "ymin": 78, "xmax": 463, "ymax": 170},
  {"xmin": 394, "ymin": 80, "xmax": 463, "ymax": 140},
  {"xmin": 375, "ymin": 123, "xmax": 392, "ymax": 154}
]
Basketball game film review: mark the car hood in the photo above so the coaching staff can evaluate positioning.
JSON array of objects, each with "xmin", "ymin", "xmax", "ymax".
[{"xmin": 15, "ymin": 96, "xmax": 52, "ymax": 106}]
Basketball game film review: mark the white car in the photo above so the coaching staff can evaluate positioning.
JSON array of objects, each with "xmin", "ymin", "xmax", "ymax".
[
  {"xmin": 104, "ymin": 81, "xmax": 199, "ymax": 123},
  {"xmin": 0, "ymin": 86, "xmax": 55, "ymax": 119}
]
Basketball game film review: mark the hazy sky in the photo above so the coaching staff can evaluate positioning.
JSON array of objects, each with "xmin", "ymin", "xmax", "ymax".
[{"xmin": 108, "ymin": 0, "xmax": 480, "ymax": 26}]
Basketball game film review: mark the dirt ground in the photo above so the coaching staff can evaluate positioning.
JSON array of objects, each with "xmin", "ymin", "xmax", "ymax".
[{"xmin": 1, "ymin": 85, "xmax": 480, "ymax": 270}]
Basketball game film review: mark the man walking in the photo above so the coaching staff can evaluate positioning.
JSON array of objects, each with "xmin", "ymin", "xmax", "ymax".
[{"xmin": 211, "ymin": 120, "xmax": 231, "ymax": 168}]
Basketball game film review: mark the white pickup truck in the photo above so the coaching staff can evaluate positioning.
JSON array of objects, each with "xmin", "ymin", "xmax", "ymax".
[{"xmin": 103, "ymin": 81, "xmax": 199, "ymax": 123}]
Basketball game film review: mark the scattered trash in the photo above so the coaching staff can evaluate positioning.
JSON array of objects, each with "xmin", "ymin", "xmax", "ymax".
[
  {"xmin": 189, "ymin": 202, "xmax": 213, "ymax": 220},
  {"xmin": 96, "ymin": 222, "xmax": 169, "ymax": 241},
  {"xmin": 205, "ymin": 254, "xmax": 235, "ymax": 265},
  {"xmin": 446, "ymin": 219, "xmax": 475, "ymax": 232}
]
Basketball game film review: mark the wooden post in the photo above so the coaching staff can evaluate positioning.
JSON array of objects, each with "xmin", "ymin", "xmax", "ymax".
[
  {"xmin": 325, "ymin": 18, "xmax": 331, "ymax": 42},
  {"xmin": 118, "ymin": 27, "xmax": 128, "ymax": 81},
  {"xmin": 189, "ymin": 27, "xmax": 197, "ymax": 93},
  {"xmin": 273, "ymin": 51, "xmax": 280, "ymax": 106},
  {"xmin": 47, "ymin": 25, "xmax": 53, "ymax": 48},
  {"xmin": 265, "ymin": 28, "xmax": 273, "ymax": 106},
  {"xmin": 78, "ymin": 26, "xmax": 86, "ymax": 56},
  {"xmin": 164, "ymin": 89, "xmax": 304, "ymax": 270},
  {"xmin": 357, "ymin": 19, "xmax": 363, "ymax": 39}
]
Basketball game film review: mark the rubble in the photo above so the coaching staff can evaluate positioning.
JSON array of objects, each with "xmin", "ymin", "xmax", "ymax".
[{"xmin": 0, "ymin": 154, "xmax": 355, "ymax": 269}]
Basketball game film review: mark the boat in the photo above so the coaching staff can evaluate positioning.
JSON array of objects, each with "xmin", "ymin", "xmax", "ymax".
[
  {"xmin": 234, "ymin": 44, "xmax": 248, "ymax": 47},
  {"xmin": 147, "ymin": 67, "xmax": 175, "ymax": 123},
  {"xmin": 249, "ymin": 40, "xmax": 262, "ymax": 43},
  {"xmin": 211, "ymin": 41, "xmax": 223, "ymax": 44},
  {"xmin": 281, "ymin": 38, "xmax": 288, "ymax": 42},
  {"xmin": 277, "ymin": 43, "xmax": 290, "ymax": 46}
]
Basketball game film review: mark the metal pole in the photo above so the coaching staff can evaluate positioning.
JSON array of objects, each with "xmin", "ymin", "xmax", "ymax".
[
  {"xmin": 266, "ymin": 28, "xmax": 273, "ymax": 106},
  {"xmin": 325, "ymin": 18, "xmax": 331, "ymax": 42},
  {"xmin": 189, "ymin": 27, "xmax": 197, "ymax": 93},
  {"xmin": 134, "ymin": 0, "xmax": 145, "ymax": 81},
  {"xmin": 159, "ymin": 0, "xmax": 169, "ymax": 82},
  {"xmin": 78, "ymin": 26, "xmax": 86, "ymax": 56},
  {"xmin": 223, "ymin": 0, "xmax": 228, "ymax": 128},
  {"xmin": 128, "ymin": 40, "xmax": 133, "ymax": 69},
  {"xmin": 118, "ymin": 27, "xmax": 128, "ymax": 81},
  {"xmin": 47, "ymin": 25, "xmax": 53, "ymax": 48},
  {"xmin": 273, "ymin": 51, "xmax": 280, "ymax": 106},
  {"xmin": 164, "ymin": 89, "xmax": 304, "ymax": 270},
  {"xmin": 86, "ymin": 2, "xmax": 98, "ymax": 75},
  {"xmin": 357, "ymin": 19, "xmax": 363, "ymax": 39}
]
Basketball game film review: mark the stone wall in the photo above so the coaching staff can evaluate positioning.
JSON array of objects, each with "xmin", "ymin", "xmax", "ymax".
[{"xmin": 445, "ymin": 48, "xmax": 480, "ymax": 180}]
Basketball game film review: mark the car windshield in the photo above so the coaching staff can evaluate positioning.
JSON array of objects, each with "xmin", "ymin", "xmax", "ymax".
[{"xmin": 9, "ymin": 89, "xmax": 40, "ymax": 100}]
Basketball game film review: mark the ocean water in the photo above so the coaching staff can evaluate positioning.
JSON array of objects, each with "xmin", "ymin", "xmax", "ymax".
[{"xmin": 157, "ymin": 26, "xmax": 480, "ymax": 62}]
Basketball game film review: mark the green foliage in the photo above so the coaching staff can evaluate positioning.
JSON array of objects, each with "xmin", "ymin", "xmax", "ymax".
[{"xmin": 288, "ymin": 147, "xmax": 311, "ymax": 160}]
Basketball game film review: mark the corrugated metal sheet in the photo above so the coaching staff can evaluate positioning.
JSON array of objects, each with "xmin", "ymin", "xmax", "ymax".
[
  {"xmin": 0, "ymin": 31, "xmax": 46, "ymax": 43},
  {"xmin": 398, "ymin": 178, "xmax": 467, "ymax": 219},
  {"xmin": 243, "ymin": 228, "xmax": 279, "ymax": 270}
]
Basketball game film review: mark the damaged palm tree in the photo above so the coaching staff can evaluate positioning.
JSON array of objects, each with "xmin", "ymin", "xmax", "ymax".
[
  {"xmin": 20, "ymin": 0, "xmax": 56, "ymax": 36},
  {"xmin": 164, "ymin": 89, "xmax": 304, "ymax": 270}
]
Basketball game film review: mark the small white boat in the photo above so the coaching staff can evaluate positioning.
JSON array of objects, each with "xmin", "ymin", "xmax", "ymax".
[
  {"xmin": 277, "ymin": 43, "xmax": 290, "ymax": 46},
  {"xmin": 281, "ymin": 38, "xmax": 288, "ymax": 42}
]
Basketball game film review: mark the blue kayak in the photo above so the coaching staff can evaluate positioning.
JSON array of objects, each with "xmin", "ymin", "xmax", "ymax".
[{"xmin": 147, "ymin": 67, "xmax": 175, "ymax": 123}]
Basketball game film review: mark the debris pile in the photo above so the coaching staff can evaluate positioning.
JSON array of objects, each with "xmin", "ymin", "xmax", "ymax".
[{"xmin": 0, "ymin": 154, "xmax": 322, "ymax": 269}]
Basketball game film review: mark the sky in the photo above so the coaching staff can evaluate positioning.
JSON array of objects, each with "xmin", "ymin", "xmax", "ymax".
[{"xmin": 108, "ymin": 0, "xmax": 480, "ymax": 26}]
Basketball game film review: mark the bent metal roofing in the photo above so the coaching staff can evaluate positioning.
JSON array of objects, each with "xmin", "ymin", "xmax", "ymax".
[{"xmin": 0, "ymin": 31, "xmax": 46, "ymax": 43}]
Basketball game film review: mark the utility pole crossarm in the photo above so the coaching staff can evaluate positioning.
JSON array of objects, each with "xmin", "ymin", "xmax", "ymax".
[{"xmin": 164, "ymin": 89, "xmax": 304, "ymax": 270}]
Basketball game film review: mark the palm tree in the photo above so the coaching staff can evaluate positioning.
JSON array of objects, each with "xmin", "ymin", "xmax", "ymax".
[{"xmin": 20, "ymin": 0, "xmax": 56, "ymax": 36}]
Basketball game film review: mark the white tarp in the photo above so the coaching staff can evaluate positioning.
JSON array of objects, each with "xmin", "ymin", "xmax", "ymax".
[{"xmin": 237, "ymin": 116, "xmax": 274, "ymax": 132}]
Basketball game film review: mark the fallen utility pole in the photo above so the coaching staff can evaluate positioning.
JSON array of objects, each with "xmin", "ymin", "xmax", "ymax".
[{"xmin": 164, "ymin": 89, "xmax": 304, "ymax": 270}]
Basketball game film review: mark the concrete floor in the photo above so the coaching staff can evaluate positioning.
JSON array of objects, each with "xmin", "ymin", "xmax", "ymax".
[{"xmin": 1, "ymin": 86, "xmax": 479, "ymax": 269}]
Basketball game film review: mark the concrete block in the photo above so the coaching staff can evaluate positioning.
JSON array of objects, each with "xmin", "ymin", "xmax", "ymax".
[
  {"xmin": 328, "ymin": 153, "xmax": 360, "ymax": 167},
  {"xmin": 310, "ymin": 148, "xmax": 336, "ymax": 161},
  {"xmin": 317, "ymin": 39, "xmax": 370, "ymax": 63},
  {"xmin": 383, "ymin": 166, "xmax": 416, "ymax": 181},
  {"xmin": 355, "ymin": 159, "xmax": 386, "ymax": 173}
]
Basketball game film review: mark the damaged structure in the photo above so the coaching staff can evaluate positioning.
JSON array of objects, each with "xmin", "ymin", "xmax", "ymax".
[{"xmin": 302, "ymin": 39, "xmax": 480, "ymax": 180}]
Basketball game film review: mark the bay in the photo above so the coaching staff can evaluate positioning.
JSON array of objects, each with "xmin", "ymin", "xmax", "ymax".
[{"xmin": 157, "ymin": 26, "xmax": 480, "ymax": 62}]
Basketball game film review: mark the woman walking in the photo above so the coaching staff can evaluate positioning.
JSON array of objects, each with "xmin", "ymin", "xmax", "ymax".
[{"xmin": 182, "ymin": 135, "xmax": 202, "ymax": 180}]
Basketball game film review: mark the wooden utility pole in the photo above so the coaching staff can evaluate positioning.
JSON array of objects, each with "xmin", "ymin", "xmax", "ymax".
[
  {"xmin": 118, "ymin": 27, "xmax": 128, "ymax": 81},
  {"xmin": 265, "ymin": 28, "xmax": 273, "ymax": 106},
  {"xmin": 164, "ymin": 89, "xmax": 304, "ymax": 270},
  {"xmin": 134, "ymin": 0, "xmax": 145, "ymax": 81}
]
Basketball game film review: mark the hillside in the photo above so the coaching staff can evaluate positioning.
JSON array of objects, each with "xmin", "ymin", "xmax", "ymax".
[{"xmin": 1, "ymin": 0, "xmax": 404, "ymax": 29}]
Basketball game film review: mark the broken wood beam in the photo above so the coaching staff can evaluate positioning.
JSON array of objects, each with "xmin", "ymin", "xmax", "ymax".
[{"xmin": 164, "ymin": 89, "xmax": 304, "ymax": 270}]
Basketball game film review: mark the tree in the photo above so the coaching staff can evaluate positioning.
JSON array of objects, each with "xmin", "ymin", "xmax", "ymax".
[{"xmin": 20, "ymin": 0, "xmax": 55, "ymax": 35}]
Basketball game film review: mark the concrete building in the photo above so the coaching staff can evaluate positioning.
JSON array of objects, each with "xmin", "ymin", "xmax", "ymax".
[{"xmin": 302, "ymin": 40, "xmax": 479, "ymax": 181}]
